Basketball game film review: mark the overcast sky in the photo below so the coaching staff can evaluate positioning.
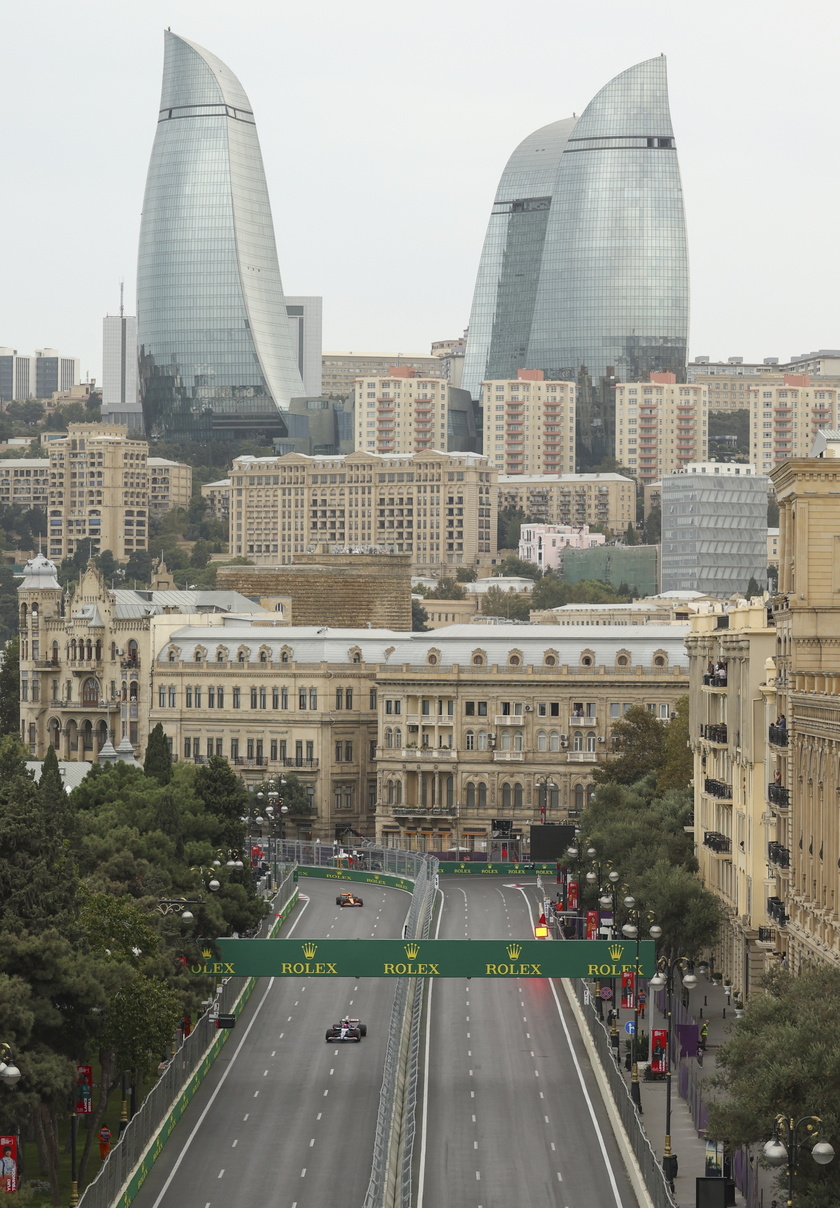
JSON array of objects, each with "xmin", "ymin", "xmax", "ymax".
[{"xmin": 3, "ymin": 0, "xmax": 838, "ymax": 382}]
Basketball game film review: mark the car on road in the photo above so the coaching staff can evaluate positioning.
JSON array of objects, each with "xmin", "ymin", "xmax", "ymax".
[
  {"xmin": 325, "ymin": 1017, "xmax": 367, "ymax": 1042},
  {"xmin": 337, "ymin": 891, "xmax": 364, "ymax": 907}
]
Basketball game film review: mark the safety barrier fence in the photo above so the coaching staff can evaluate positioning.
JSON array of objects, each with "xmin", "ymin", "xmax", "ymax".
[{"xmin": 77, "ymin": 870, "xmax": 298, "ymax": 1208}]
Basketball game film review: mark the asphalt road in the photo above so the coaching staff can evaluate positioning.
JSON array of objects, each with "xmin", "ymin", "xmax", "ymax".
[
  {"xmin": 415, "ymin": 875, "xmax": 639, "ymax": 1208},
  {"xmin": 129, "ymin": 880, "xmax": 411, "ymax": 1208}
]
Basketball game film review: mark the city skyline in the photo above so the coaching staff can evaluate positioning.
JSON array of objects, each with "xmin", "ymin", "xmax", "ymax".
[{"xmin": 2, "ymin": 0, "xmax": 839, "ymax": 384}]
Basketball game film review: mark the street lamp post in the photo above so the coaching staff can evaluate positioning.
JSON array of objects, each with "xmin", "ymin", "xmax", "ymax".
[
  {"xmin": 535, "ymin": 776, "xmax": 558, "ymax": 825},
  {"xmin": 563, "ymin": 841, "xmax": 595, "ymax": 936},
  {"xmin": 764, "ymin": 1114, "xmax": 835, "ymax": 1205},
  {"xmin": 620, "ymin": 898, "xmax": 662, "ymax": 1113},
  {"xmin": 649, "ymin": 954, "xmax": 698, "ymax": 1190}
]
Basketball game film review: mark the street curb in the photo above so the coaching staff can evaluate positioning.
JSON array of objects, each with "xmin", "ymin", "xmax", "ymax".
[{"xmin": 560, "ymin": 976, "xmax": 656, "ymax": 1208}]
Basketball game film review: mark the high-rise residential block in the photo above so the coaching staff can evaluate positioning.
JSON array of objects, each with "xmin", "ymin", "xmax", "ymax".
[
  {"xmin": 481, "ymin": 370, "xmax": 575, "ymax": 475},
  {"xmin": 148, "ymin": 457, "xmax": 193, "ymax": 516},
  {"xmin": 0, "ymin": 459, "xmax": 50, "ymax": 509},
  {"xmin": 614, "ymin": 372, "xmax": 708, "ymax": 483},
  {"xmin": 660, "ymin": 463, "xmax": 769, "ymax": 596},
  {"xmin": 497, "ymin": 473, "xmax": 635, "ymax": 535},
  {"xmin": 227, "ymin": 449, "xmax": 496, "ymax": 574},
  {"xmin": 462, "ymin": 57, "xmax": 689, "ymax": 466},
  {"xmin": 353, "ymin": 367, "xmax": 476, "ymax": 455},
  {"xmin": 322, "ymin": 353, "xmax": 442, "ymax": 399},
  {"xmin": 748, "ymin": 375, "xmax": 840, "ymax": 473},
  {"xmin": 137, "ymin": 31, "xmax": 303, "ymax": 441}
]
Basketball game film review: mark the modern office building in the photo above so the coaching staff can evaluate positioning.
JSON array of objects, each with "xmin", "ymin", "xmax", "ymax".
[
  {"xmin": 102, "ymin": 289, "xmax": 142, "ymax": 430},
  {"xmin": 0, "ymin": 349, "xmax": 80, "ymax": 403},
  {"xmin": 137, "ymin": 31, "xmax": 303, "ymax": 441},
  {"xmin": 481, "ymin": 370, "xmax": 576, "ymax": 475},
  {"xmin": 462, "ymin": 56, "xmax": 689, "ymax": 467},
  {"xmin": 353, "ymin": 367, "xmax": 476, "ymax": 454},
  {"xmin": 660, "ymin": 463, "xmax": 768, "ymax": 596},
  {"xmin": 285, "ymin": 297, "xmax": 323, "ymax": 398},
  {"xmin": 614, "ymin": 372, "xmax": 708, "ymax": 483}
]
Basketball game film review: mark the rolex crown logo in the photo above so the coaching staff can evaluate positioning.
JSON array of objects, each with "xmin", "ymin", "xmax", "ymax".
[
  {"xmin": 404, "ymin": 942, "xmax": 420, "ymax": 960},
  {"xmin": 201, "ymin": 947, "xmax": 213, "ymax": 959},
  {"xmin": 506, "ymin": 943, "xmax": 522, "ymax": 960},
  {"xmin": 302, "ymin": 942, "xmax": 318, "ymax": 960},
  {"xmin": 608, "ymin": 943, "xmax": 624, "ymax": 961}
]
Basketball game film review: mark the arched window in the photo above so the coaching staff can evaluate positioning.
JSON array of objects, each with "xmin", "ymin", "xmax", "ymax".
[
  {"xmin": 502, "ymin": 782, "xmax": 512, "ymax": 810},
  {"xmin": 514, "ymin": 783, "xmax": 523, "ymax": 809},
  {"xmin": 70, "ymin": 639, "xmax": 77, "ymax": 661},
  {"xmin": 574, "ymin": 784, "xmax": 585, "ymax": 812},
  {"xmin": 395, "ymin": 780, "xmax": 402, "ymax": 804},
  {"xmin": 385, "ymin": 727, "xmax": 393, "ymax": 748},
  {"xmin": 388, "ymin": 780, "xmax": 395, "ymax": 804},
  {"xmin": 466, "ymin": 782, "xmax": 476, "ymax": 808},
  {"xmin": 82, "ymin": 677, "xmax": 99, "ymax": 704},
  {"xmin": 465, "ymin": 729, "xmax": 475, "ymax": 751},
  {"xmin": 127, "ymin": 639, "xmax": 138, "ymax": 662},
  {"xmin": 586, "ymin": 731, "xmax": 597, "ymax": 753},
  {"xmin": 478, "ymin": 730, "xmax": 489, "ymax": 751},
  {"xmin": 237, "ymin": 649, "xmax": 247, "ymax": 663},
  {"xmin": 500, "ymin": 729, "xmax": 511, "ymax": 751},
  {"xmin": 513, "ymin": 730, "xmax": 523, "ymax": 752},
  {"xmin": 51, "ymin": 642, "xmax": 59, "ymax": 666},
  {"xmin": 537, "ymin": 730, "xmax": 547, "ymax": 752},
  {"xmin": 168, "ymin": 648, "xmax": 176, "ymax": 662},
  {"xmin": 549, "ymin": 730, "xmax": 560, "ymax": 752},
  {"xmin": 394, "ymin": 728, "xmax": 402, "ymax": 748},
  {"xmin": 129, "ymin": 681, "xmax": 138, "ymax": 702},
  {"xmin": 446, "ymin": 776, "xmax": 454, "ymax": 808},
  {"xmin": 259, "ymin": 650, "xmax": 268, "ymax": 663},
  {"xmin": 478, "ymin": 783, "xmax": 487, "ymax": 808},
  {"xmin": 573, "ymin": 731, "xmax": 584, "ymax": 751}
]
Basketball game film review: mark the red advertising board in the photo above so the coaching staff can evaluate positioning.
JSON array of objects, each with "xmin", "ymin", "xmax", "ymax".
[
  {"xmin": 586, "ymin": 910, "xmax": 599, "ymax": 940},
  {"xmin": 651, "ymin": 1028, "xmax": 668, "ymax": 1073},
  {"xmin": 0, "ymin": 1137, "xmax": 17, "ymax": 1192},
  {"xmin": 75, "ymin": 1066, "xmax": 93, "ymax": 1115},
  {"xmin": 621, "ymin": 971, "xmax": 635, "ymax": 1009},
  {"xmin": 567, "ymin": 880, "xmax": 579, "ymax": 911}
]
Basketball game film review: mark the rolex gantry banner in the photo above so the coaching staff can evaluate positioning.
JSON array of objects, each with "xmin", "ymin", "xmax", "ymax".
[{"xmin": 190, "ymin": 938, "xmax": 656, "ymax": 979}]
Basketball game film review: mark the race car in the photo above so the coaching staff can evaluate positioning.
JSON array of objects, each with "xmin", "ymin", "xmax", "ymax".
[
  {"xmin": 336, "ymin": 891, "xmax": 364, "ymax": 907},
  {"xmin": 325, "ymin": 1017, "xmax": 367, "ymax": 1042}
]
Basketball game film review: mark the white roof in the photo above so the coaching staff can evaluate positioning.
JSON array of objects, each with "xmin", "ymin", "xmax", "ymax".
[{"xmin": 27, "ymin": 760, "xmax": 93, "ymax": 792}]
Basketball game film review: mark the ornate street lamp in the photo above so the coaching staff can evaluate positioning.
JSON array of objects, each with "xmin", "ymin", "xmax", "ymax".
[
  {"xmin": 0, "ymin": 1044, "xmax": 21, "ymax": 1087},
  {"xmin": 764, "ymin": 1114, "xmax": 835, "ymax": 1205},
  {"xmin": 621, "ymin": 897, "xmax": 661, "ymax": 1112},
  {"xmin": 649, "ymin": 954, "xmax": 698, "ymax": 1189}
]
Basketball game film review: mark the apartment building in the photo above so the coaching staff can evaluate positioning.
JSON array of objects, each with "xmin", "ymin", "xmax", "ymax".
[
  {"xmin": 748, "ymin": 376, "xmax": 840, "ymax": 473},
  {"xmin": 0, "ymin": 459, "xmax": 50, "ymax": 509},
  {"xmin": 687, "ymin": 600, "xmax": 779, "ymax": 996},
  {"xmin": 227, "ymin": 449, "xmax": 496, "ymax": 575},
  {"xmin": 613, "ymin": 372, "xmax": 708, "ymax": 484},
  {"xmin": 322, "ymin": 353, "xmax": 442, "ymax": 398},
  {"xmin": 518, "ymin": 524, "xmax": 605, "ymax": 572},
  {"xmin": 498, "ymin": 473, "xmax": 635, "ymax": 535},
  {"xmin": 201, "ymin": 478, "xmax": 231, "ymax": 522},
  {"xmin": 480, "ymin": 370, "xmax": 575, "ymax": 475},
  {"xmin": 353, "ymin": 366, "xmax": 476, "ymax": 454},
  {"xmin": 148, "ymin": 458, "xmax": 192, "ymax": 517}
]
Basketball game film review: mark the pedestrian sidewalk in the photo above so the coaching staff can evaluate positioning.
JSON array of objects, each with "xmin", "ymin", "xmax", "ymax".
[{"xmin": 605, "ymin": 971, "xmax": 776, "ymax": 1208}]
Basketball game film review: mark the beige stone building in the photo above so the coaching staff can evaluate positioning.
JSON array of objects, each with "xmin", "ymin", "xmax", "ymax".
[
  {"xmin": 227, "ymin": 449, "xmax": 496, "ymax": 576},
  {"xmin": 480, "ymin": 370, "xmax": 576, "ymax": 475},
  {"xmin": 18, "ymin": 554, "xmax": 690, "ymax": 848},
  {"xmin": 498, "ymin": 473, "xmax": 635, "ymax": 535},
  {"xmin": 322, "ymin": 353, "xmax": 442, "ymax": 398},
  {"xmin": 614, "ymin": 372, "xmax": 708, "ymax": 484},
  {"xmin": 0, "ymin": 458, "xmax": 50, "ymax": 509},
  {"xmin": 148, "ymin": 457, "xmax": 193, "ymax": 516},
  {"xmin": 353, "ymin": 366, "xmax": 475, "ymax": 455},
  {"xmin": 748, "ymin": 376, "xmax": 840, "ymax": 474},
  {"xmin": 201, "ymin": 478, "xmax": 231, "ymax": 522},
  {"xmin": 687, "ymin": 600, "xmax": 779, "ymax": 998}
]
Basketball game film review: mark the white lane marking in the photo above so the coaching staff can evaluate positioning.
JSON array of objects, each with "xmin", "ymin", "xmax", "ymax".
[
  {"xmin": 471, "ymin": 1090, "xmax": 475, "ymax": 1098},
  {"xmin": 232, "ymin": 1139, "xmax": 238, "ymax": 1147},
  {"xmin": 551, "ymin": 1142, "xmax": 556, "ymax": 1151},
  {"xmin": 472, "ymin": 1114, "xmax": 476, "ymax": 1123},
  {"xmin": 271, "ymin": 1050, "xmax": 276, "ymax": 1057},
  {"xmin": 263, "ymin": 1070, "xmax": 268, "ymax": 1077},
  {"xmin": 217, "ymin": 1169, "xmax": 224, "ymax": 1179},
  {"xmin": 473, "ymin": 1141, "xmax": 478, "ymax": 1149},
  {"xmin": 300, "ymin": 1168, "xmax": 307, "ymax": 1177},
  {"xmin": 323, "ymin": 1089, "xmax": 329, "ymax": 1096},
  {"xmin": 545, "ymin": 1116, "xmax": 550, "ymax": 1123},
  {"xmin": 243, "ymin": 1114, "xmax": 249, "ymax": 1121},
  {"xmin": 557, "ymin": 1171, "xmax": 563, "ymax": 1181},
  {"xmin": 279, "ymin": 1033, "xmax": 284, "ymax": 1039},
  {"xmin": 330, "ymin": 1068, "xmax": 335, "ymax": 1075},
  {"xmin": 253, "ymin": 1091, "xmax": 259, "ymax": 1098},
  {"xmin": 142, "ymin": 921, "xmax": 309, "ymax": 1208},
  {"xmin": 467, "ymin": 1050, "xmax": 472, "ymax": 1057},
  {"xmin": 476, "ymin": 1171, "xmax": 481, "ymax": 1180},
  {"xmin": 287, "ymin": 1016, "xmax": 293, "ymax": 1022},
  {"xmin": 316, "ymin": 1112, "xmax": 322, "ymax": 1120},
  {"xmin": 309, "ymin": 1138, "xmax": 315, "ymax": 1147}
]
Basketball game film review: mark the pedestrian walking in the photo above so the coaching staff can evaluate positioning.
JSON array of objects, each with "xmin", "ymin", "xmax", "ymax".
[
  {"xmin": 98, "ymin": 1124, "xmax": 112, "ymax": 1161},
  {"xmin": 699, "ymin": 1020, "xmax": 709, "ymax": 1052}
]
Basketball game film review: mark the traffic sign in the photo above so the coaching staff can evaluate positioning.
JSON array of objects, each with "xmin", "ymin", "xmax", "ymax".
[
  {"xmin": 599, "ymin": 986, "xmax": 613, "ymax": 1000},
  {"xmin": 189, "ymin": 938, "xmax": 656, "ymax": 980},
  {"xmin": 624, "ymin": 1021, "xmax": 636, "ymax": 1035}
]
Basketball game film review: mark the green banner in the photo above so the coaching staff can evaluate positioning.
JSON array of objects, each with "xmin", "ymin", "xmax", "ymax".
[
  {"xmin": 296, "ymin": 866, "xmax": 414, "ymax": 893},
  {"xmin": 437, "ymin": 861, "xmax": 555, "ymax": 875},
  {"xmin": 189, "ymin": 938, "xmax": 655, "ymax": 980}
]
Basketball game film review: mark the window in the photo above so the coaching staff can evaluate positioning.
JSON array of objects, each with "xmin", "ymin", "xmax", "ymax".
[
  {"xmin": 385, "ymin": 727, "xmax": 393, "ymax": 748},
  {"xmin": 309, "ymin": 688, "xmax": 317, "ymax": 710},
  {"xmin": 281, "ymin": 687, "xmax": 288, "ymax": 709},
  {"xmin": 385, "ymin": 699, "xmax": 401, "ymax": 715},
  {"xmin": 184, "ymin": 737, "xmax": 192, "ymax": 758},
  {"xmin": 270, "ymin": 740, "xmax": 278, "ymax": 760},
  {"xmin": 273, "ymin": 687, "xmax": 279, "ymax": 709},
  {"xmin": 465, "ymin": 729, "xmax": 475, "ymax": 751},
  {"xmin": 194, "ymin": 687, "xmax": 202, "ymax": 708},
  {"xmin": 260, "ymin": 688, "xmax": 267, "ymax": 709},
  {"xmin": 335, "ymin": 688, "xmax": 343, "ymax": 709},
  {"xmin": 335, "ymin": 741, "xmax": 344, "ymax": 762},
  {"xmin": 299, "ymin": 688, "xmax": 307, "ymax": 709},
  {"xmin": 186, "ymin": 687, "xmax": 193, "ymax": 708},
  {"xmin": 659, "ymin": 704, "xmax": 671, "ymax": 719},
  {"xmin": 231, "ymin": 738, "xmax": 239, "ymax": 760},
  {"xmin": 537, "ymin": 730, "xmax": 547, "ymax": 751},
  {"xmin": 478, "ymin": 730, "xmax": 489, "ymax": 751},
  {"xmin": 549, "ymin": 730, "xmax": 560, "ymax": 752},
  {"xmin": 208, "ymin": 687, "xmax": 215, "ymax": 708},
  {"xmin": 217, "ymin": 688, "xmax": 224, "ymax": 708},
  {"xmin": 233, "ymin": 687, "xmax": 241, "ymax": 709},
  {"xmin": 370, "ymin": 689, "xmax": 377, "ymax": 709},
  {"xmin": 251, "ymin": 687, "xmax": 258, "ymax": 708},
  {"xmin": 158, "ymin": 686, "xmax": 166, "ymax": 708},
  {"xmin": 345, "ymin": 688, "xmax": 353, "ymax": 710}
]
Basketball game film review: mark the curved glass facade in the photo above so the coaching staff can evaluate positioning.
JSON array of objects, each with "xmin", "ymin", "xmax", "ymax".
[
  {"xmin": 137, "ymin": 32, "xmax": 304, "ymax": 441},
  {"xmin": 463, "ymin": 57, "xmax": 689, "ymax": 467}
]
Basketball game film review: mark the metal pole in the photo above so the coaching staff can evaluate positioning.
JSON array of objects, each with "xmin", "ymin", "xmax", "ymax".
[
  {"xmin": 662, "ymin": 970, "xmax": 676, "ymax": 1187},
  {"xmin": 69, "ymin": 1113, "xmax": 78, "ymax": 1207},
  {"xmin": 119, "ymin": 1071, "xmax": 128, "ymax": 1135},
  {"xmin": 630, "ymin": 924, "xmax": 642, "ymax": 1111}
]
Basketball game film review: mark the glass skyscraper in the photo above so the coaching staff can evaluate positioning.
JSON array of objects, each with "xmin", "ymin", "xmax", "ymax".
[
  {"xmin": 137, "ymin": 32, "xmax": 304, "ymax": 441},
  {"xmin": 463, "ymin": 57, "xmax": 689, "ymax": 467}
]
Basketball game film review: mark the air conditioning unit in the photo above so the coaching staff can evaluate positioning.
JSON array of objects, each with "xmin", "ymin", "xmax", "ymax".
[
  {"xmin": 598, "ymin": 736, "xmax": 606, "ymax": 743},
  {"xmin": 560, "ymin": 734, "xmax": 568, "ymax": 742},
  {"xmin": 524, "ymin": 704, "xmax": 533, "ymax": 712}
]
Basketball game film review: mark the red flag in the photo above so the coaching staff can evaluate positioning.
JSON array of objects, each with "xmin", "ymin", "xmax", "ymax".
[
  {"xmin": 0, "ymin": 1136, "xmax": 18, "ymax": 1192},
  {"xmin": 586, "ymin": 910, "xmax": 599, "ymax": 939},
  {"xmin": 621, "ymin": 971, "xmax": 636, "ymax": 1009},
  {"xmin": 567, "ymin": 881, "xmax": 579, "ymax": 910},
  {"xmin": 538, "ymin": 913, "xmax": 547, "ymax": 926},
  {"xmin": 651, "ymin": 1028, "xmax": 668, "ymax": 1073}
]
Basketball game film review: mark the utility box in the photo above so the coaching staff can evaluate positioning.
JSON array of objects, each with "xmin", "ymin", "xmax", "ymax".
[
  {"xmin": 215, "ymin": 1014, "xmax": 236, "ymax": 1030},
  {"xmin": 695, "ymin": 1177, "xmax": 728, "ymax": 1207}
]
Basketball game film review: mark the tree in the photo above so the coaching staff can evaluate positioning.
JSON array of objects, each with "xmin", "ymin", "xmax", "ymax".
[
  {"xmin": 593, "ymin": 705, "xmax": 667, "ymax": 785},
  {"xmin": 425, "ymin": 577, "xmax": 466, "ymax": 600},
  {"xmin": 193, "ymin": 755, "xmax": 247, "ymax": 850},
  {"xmin": 7, "ymin": 400, "xmax": 45, "ymax": 427},
  {"xmin": 125, "ymin": 549, "xmax": 153, "ymax": 585},
  {"xmin": 144, "ymin": 723, "xmax": 173, "ymax": 785},
  {"xmin": 455, "ymin": 567, "xmax": 477, "ymax": 582},
  {"xmin": 494, "ymin": 555, "xmax": 541, "ymax": 580},
  {"xmin": 656, "ymin": 695, "xmax": 692, "ymax": 793},
  {"xmin": 480, "ymin": 586, "xmax": 531, "ymax": 621},
  {"xmin": 411, "ymin": 598, "xmax": 429, "ymax": 632},
  {"xmin": 0, "ymin": 636, "xmax": 20, "ymax": 735},
  {"xmin": 190, "ymin": 538, "xmax": 212, "ymax": 569},
  {"xmin": 623, "ymin": 522, "xmax": 640, "ymax": 545},
  {"xmin": 643, "ymin": 504, "xmax": 661, "ymax": 544},
  {"xmin": 497, "ymin": 506, "xmax": 539, "ymax": 551},
  {"xmin": 707, "ymin": 965, "xmax": 840, "ymax": 1207},
  {"xmin": 745, "ymin": 575, "xmax": 763, "ymax": 598}
]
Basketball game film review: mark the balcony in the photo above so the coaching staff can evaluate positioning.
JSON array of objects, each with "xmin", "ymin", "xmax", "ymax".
[
  {"xmin": 390, "ymin": 806, "xmax": 458, "ymax": 818},
  {"xmin": 769, "ymin": 724, "xmax": 788, "ymax": 747},
  {"xmin": 700, "ymin": 723, "xmax": 728, "ymax": 744},
  {"xmin": 278, "ymin": 757, "xmax": 319, "ymax": 770},
  {"xmin": 495, "ymin": 715, "xmax": 525, "ymax": 726},
  {"xmin": 756, "ymin": 926, "xmax": 775, "ymax": 947},
  {"xmin": 51, "ymin": 697, "xmax": 121, "ymax": 711},
  {"xmin": 704, "ymin": 777, "xmax": 733, "ymax": 800},
  {"xmin": 768, "ymin": 841, "xmax": 791, "ymax": 869},
  {"xmin": 703, "ymin": 831, "xmax": 732, "ymax": 855},
  {"xmin": 569, "ymin": 715, "xmax": 595, "ymax": 726},
  {"xmin": 767, "ymin": 896, "xmax": 788, "ymax": 926},
  {"xmin": 768, "ymin": 782, "xmax": 790, "ymax": 809},
  {"xmin": 493, "ymin": 751, "xmax": 524, "ymax": 762},
  {"xmin": 120, "ymin": 658, "xmax": 140, "ymax": 672},
  {"xmin": 567, "ymin": 750, "xmax": 597, "ymax": 762},
  {"xmin": 702, "ymin": 673, "xmax": 728, "ymax": 689},
  {"xmin": 232, "ymin": 756, "xmax": 269, "ymax": 767},
  {"xmin": 398, "ymin": 748, "xmax": 457, "ymax": 760}
]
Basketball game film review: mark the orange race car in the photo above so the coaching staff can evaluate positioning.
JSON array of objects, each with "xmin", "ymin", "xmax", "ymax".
[{"xmin": 336, "ymin": 891, "xmax": 364, "ymax": 907}]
